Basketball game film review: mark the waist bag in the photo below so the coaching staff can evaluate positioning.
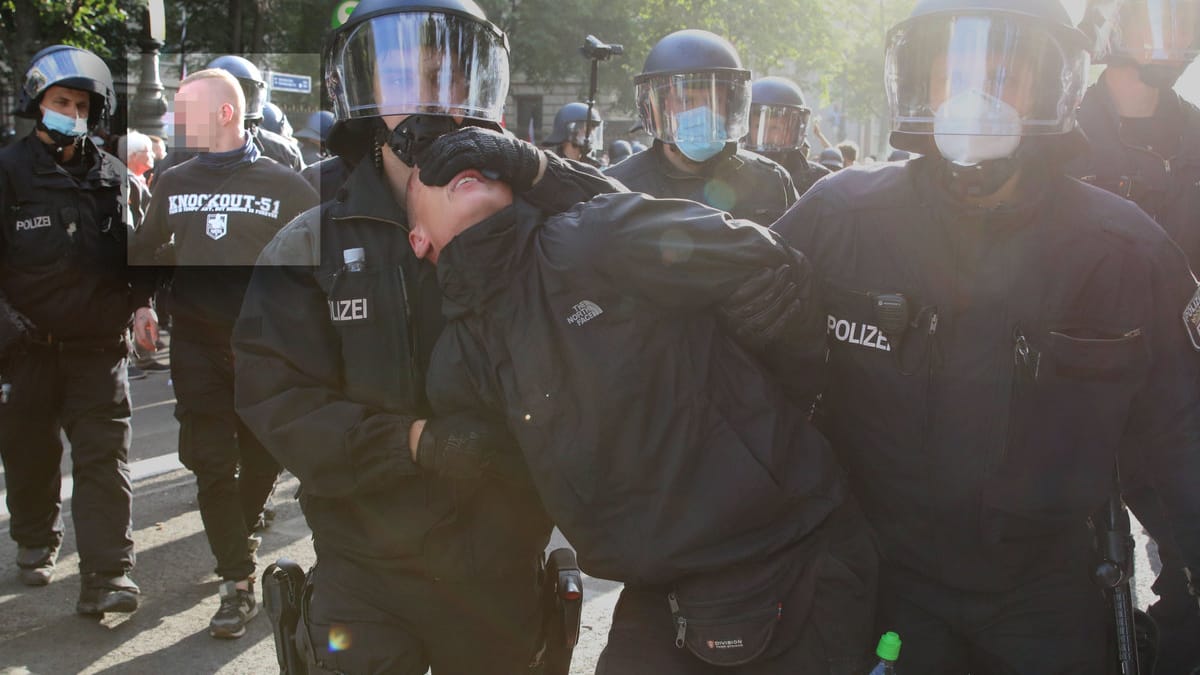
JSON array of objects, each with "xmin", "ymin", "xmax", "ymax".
[{"xmin": 667, "ymin": 535, "xmax": 825, "ymax": 667}]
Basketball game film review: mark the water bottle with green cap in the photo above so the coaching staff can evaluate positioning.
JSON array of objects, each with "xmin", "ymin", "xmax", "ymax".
[{"xmin": 867, "ymin": 631, "xmax": 901, "ymax": 674}]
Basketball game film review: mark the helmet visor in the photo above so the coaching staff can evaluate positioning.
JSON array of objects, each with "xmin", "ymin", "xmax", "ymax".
[
  {"xmin": 744, "ymin": 103, "xmax": 811, "ymax": 152},
  {"xmin": 328, "ymin": 11, "xmax": 509, "ymax": 121},
  {"xmin": 1109, "ymin": 0, "xmax": 1200, "ymax": 65},
  {"xmin": 563, "ymin": 119, "xmax": 604, "ymax": 151},
  {"xmin": 24, "ymin": 48, "xmax": 112, "ymax": 106},
  {"xmin": 635, "ymin": 72, "xmax": 751, "ymax": 143},
  {"xmin": 886, "ymin": 14, "xmax": 1089, "ymax": 136}
]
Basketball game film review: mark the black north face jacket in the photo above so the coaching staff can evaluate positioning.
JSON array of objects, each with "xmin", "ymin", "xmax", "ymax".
[{"xmin": 426, "ymin": 192, "xmax": 844, "ymax": 585}]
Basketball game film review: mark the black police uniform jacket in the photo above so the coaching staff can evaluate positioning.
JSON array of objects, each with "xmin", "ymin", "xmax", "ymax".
[
  {"xmin": 232, "ymin": 155, "xmax": 621, "ymax": 578},
  {"xmin": 605, "ymin": 141, "xmax": 800, "ymax": 226},
  {"xmin": 0, "ymin": 134, "xmax": 151, "ymax": 342},
  {"xmin": 773, "ymin": 155, "xmax": 1200, "ymax": 592},
  {"xmin": 1072, "ymin": 77, "xmax": 1200, "ymax": 269},
  {"xmin": 765, "ymin": 150, "xmax": 832, "ymax": 197},
  {"xmin": 131, "ymin": 153, "xmax": 318, "ymax": 343},
  {"xmin": 426, "ymin": 192, "xmax": 843, "ymax": 585}
]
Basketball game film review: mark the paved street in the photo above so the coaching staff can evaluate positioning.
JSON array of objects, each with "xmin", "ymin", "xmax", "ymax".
[
  {"xmin": 0, "ymin": 356, "xmax": 621, "ymax": 674},
  {"xmin": 0, "ymin": 351, "xmax": 1160, "ymax": 674}
]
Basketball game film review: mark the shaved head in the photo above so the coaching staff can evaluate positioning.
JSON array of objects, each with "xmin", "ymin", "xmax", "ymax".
[{"xmin": 174, "ymin": 68, "xmax": 246, "ymax": 151}]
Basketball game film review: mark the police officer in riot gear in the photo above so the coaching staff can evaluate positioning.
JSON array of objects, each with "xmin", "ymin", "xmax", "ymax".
[
  {"xmin": 605, "ymin": 29, "xmax": 799, "ymax": 225},
  {"xmin": 261, "ymin": 101, "xmax": 293, "ymax": 138},
  {"xmin": 232, "ymin": 0, "xmax": 619, "ymax": 671},
  {"xmin": 0, "ymin": 45, "xmax": 156, "ymax": 615},
  {"xmin": 1071, "ymin": 2, "xmax": 1200, "ymax": 671},
  {"xmin": 607, "ymin": 138, "xmax": 632, "ymax": 165},
  {"xmin": 295, "ymin": 110, "xmax": 334, "ymax": 167},
  {"xmin": 541, "ymin": 101, "xmax": 603, "ymax": 165},
  {"xmin": 770, "ymin": 0, "xmax": 1200, "ymax": 671},
  {"xmin": 744, "ymin": 76, "xmax": 830, "ymax": 195}
]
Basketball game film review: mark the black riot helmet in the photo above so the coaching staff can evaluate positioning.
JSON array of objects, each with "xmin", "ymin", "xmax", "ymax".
[
  {"xmin": 608, "ymin": 139, "xmax": 632, "ymax": 164},
  {"xmin": 261, "ymin": 102, "xmax": 290, "ymax": 136},
  {"xmin": 207, "ymin": 55, "xmax": 267, "ymax": 123},
  {"xmin": 1079, "ymin": 0, "xmax": 1200, "ymax": 88},
  {"xmin": 543, "ymin": 102, "xmax": 603, "ymax": 149},
  {"xmin": 324, "ymin": 0, "xmax": 510, "ymax": 163},
  {"xmin": 18, "ymin": 45, "xmax": 116, "ymax": 129},
  {"xmin": 886, "ymin": 0, "xmax": 1090, "ymax": 164},
  {"xmin": 745, "ymin": 76, "xmax": 811, "ymax": 153},
  {"xmin": 634, "ymin": 30, "xmax": 753, "ymax": 160}
]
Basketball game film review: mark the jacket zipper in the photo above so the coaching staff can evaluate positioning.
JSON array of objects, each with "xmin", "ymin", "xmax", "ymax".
[
  {"xmin": 995, "ymin": 325, "xmax": 1039, "ymax": 474},
  {"xmin": 396, "ymin": 264, "xmax": 422, "ymax": 405}
]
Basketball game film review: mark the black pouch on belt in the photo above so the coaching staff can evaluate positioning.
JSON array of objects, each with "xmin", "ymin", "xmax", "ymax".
[{"xmin": 667, "ymin": 536, "xmax": 823, "ymax": 667}]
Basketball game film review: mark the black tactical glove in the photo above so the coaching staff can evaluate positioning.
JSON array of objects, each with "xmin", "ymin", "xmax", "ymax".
[
  {"xmin": 718, "ymin": 263, "xmax": 809, "ymax": 353},
  {"xmin": 0, "ymin": 303, "xmax": 36, "ymax": 357},
  {"xmin": 417, "ymin": 126, "xmax": 543, "ymax": 193},
  {"xmin": 415, "ymin": 412, "xmax": 510, "ymax": 482}
]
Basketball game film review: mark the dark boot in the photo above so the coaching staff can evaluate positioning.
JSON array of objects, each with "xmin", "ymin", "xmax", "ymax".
[
  {"xmin": 16, "ymin": 545, "xmax": 59, "ymax": 586},
  {"xmin": 77, "ymin": 572, "xmax": 140, "ymax": 615}
]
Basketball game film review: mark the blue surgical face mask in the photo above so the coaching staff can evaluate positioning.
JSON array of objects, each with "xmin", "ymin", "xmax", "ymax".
[
  {"xmin": 673, "ymin": 106, "xmax": 727, "ymax": 162},
  {"xmin": 41, "ymin": 108, "xmax": 89, "ymax": 138}
]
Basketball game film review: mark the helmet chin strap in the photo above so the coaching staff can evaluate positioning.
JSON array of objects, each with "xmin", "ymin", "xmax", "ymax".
[
  {"xmin": 941, "ymin": 156, "xmax": 1018, "ymax": 199},
  {"xmin": 35, "ymin": 120, "xmax": 85, "ymax": 162}
]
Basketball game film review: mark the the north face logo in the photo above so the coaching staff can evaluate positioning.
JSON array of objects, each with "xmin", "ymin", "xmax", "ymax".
[
  {"xmin": 206, "ymin": 213, "xmax": 228, "ymax": 240},
  {"xmin": 567, "ymin": 301, "xmax": 603, "ymax": 326}
]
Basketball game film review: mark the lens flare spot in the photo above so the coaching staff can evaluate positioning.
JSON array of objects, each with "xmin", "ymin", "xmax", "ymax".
[
  {"xmin": 703, "ymin": 180, "xmax": 737, "ymax": 213},
  {"xmin": 328, "ymin": 625, "xmax": 352, "ymax": 652},
  {"xmin": 659, "ymin": 228, "xmax": 695, "ymax": 265}
]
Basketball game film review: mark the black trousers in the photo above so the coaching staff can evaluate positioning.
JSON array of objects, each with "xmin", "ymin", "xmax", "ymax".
[
  {"xmin": 876, "ymin": 550, "xmax": 1109, "ymax": 675},
  {"xmin": 171, "ymin": 338, "xmax": 279, "ymax": 582},
  {"xmin": 595, "ymin": 502, "xmax": 879, "ymax": 675},
  {"xmin": 1124, "ymin": 485, "xmax": 1200, "ymax": 675},
  {"xmin": 0, "ymin": 340, "xmax": 134, "ymax": 574},
  {"xmin": 303, "ymin": 552, "xmax": 546, "ymax": 675}
]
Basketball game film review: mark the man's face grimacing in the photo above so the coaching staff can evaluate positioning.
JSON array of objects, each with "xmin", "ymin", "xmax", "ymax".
[{"xmin": 406, "ymin": 168, "xmax": 513, "ymax": 264}]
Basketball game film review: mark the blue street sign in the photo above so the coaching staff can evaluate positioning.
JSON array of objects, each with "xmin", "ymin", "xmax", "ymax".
[{"xmin": 270, "ymin": 72, "xmax": 312, "ymax": 95}]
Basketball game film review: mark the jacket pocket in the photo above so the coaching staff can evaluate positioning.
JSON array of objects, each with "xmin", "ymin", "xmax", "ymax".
[{"xmin": 985, "ymin": 326, "xmax": 1147, "ymax": 533}]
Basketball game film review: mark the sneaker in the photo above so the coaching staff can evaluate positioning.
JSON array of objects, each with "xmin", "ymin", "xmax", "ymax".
[
  {"xmin": 209, "ymin": 580, "xmax": 258, "ymax": 639},
  {"xmin": 16, "ymin": 545, "xmax": 59, "ymax": 586},
  {"xmin": 77, "ymin": 573, "xmax": 140, "ymax": 615}
]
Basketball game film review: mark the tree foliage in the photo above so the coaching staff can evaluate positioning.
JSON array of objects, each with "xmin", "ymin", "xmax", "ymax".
[
  {"xmin": 2, "ymin": 0, "xmax": 919, "ymax": 135},
  {"xmin": 0, "ymin": 0, "xmax": 131, "ymax": 102}
]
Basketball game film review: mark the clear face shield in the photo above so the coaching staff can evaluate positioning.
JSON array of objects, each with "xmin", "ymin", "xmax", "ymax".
[
  {"xmin": 327, "ymin": 11, "xmax": 510, "ymax": 123},
  {"xmin": 635, "ymin": 71, "xmax": 751, "ymax": 160},
  {"xmin": 563, "ymin": 119, "xmax": 603, "ymax": 149},
  {"xmin": 886, "ymin": 13, "xmax": 1089, "ymax": 164},
  {"xmin": 744, "ymin": 103, "xmax": 811, "ymax": 153},
  {"xmin": 1094, "ymin": 0, "xmax": 1200, "ymax": 65}
]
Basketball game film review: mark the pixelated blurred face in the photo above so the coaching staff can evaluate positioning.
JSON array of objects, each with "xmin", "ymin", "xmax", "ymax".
[
  {"xmin": 40, "ymin": 85, "xmax": 90, "ymax": 120},
  {"xmin": 406, "ymin": 168, "xmax": 513, "ymax": 264},
  {"xmin": 173, "ymin": 80, "xmax": 238, "ymax": 151}
]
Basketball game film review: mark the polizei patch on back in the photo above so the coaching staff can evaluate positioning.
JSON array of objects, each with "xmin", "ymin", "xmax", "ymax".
[{"xmin": 1183, "ymin": 286, "xmax": 1200, "ymax": 351}]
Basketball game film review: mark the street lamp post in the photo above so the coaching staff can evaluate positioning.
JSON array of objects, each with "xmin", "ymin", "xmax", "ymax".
[{"xmin": 132, "ymin": 0, "xmax": 168, "ymax": 138}]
